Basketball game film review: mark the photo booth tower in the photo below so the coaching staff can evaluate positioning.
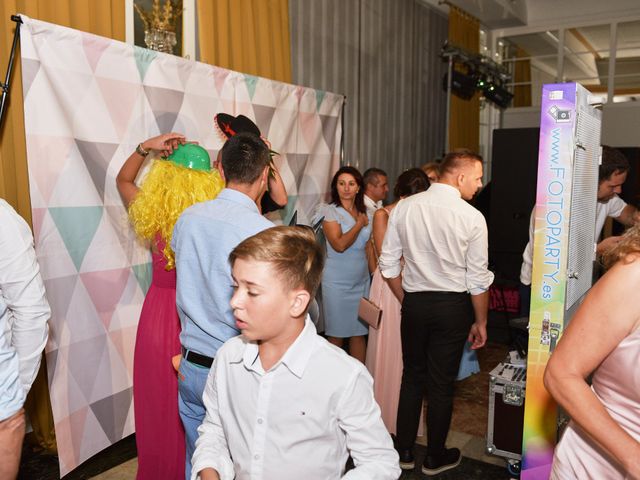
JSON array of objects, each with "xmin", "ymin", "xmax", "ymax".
[{"xmin": 521, "ymin": 83, "xmax": 601, "ymax": 479}]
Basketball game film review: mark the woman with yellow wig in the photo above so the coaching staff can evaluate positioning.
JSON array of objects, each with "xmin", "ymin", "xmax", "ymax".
[{"xmin": 116, "ymin": 132, "xmax": 224, "ymax": 480}]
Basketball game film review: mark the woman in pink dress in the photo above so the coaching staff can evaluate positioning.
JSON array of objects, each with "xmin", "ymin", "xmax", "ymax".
[
  {"xmin": 545, "ymin": 224, "xmax": 640, "ymax": 479},
  {"xmin": 117, "ymin": 134, "xmax": 224, "ymax": 479},
  {"xmin": 365, "ymin": 168, "xmax": 429, "ymax": 434}
]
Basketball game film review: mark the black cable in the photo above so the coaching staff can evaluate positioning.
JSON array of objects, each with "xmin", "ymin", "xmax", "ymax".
[{"xmin": 0, "ymin": 15, "xmax": 23, "ymax": 134}]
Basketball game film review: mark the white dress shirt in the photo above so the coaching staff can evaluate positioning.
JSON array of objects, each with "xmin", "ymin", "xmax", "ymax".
[
  {"xmin": 379, "ymin": 183, "xmax": 494, "ymax": 295},
  {"xmin": 519, "ymin": 195, "xmax": 627, "ymax": 285},
  {"xmin": 0, "ymin": 199, "xmax": 50, "ymax": 420},
  {"xmin": 191, "ymin": 317, "xmax": 400, "ymax": 480},
  {"xmin": 364, "ymin": 194, "xmax": 382, "ymax": 222}
]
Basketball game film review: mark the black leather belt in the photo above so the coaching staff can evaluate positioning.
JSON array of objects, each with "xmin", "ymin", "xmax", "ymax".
[{"xmin": 181, "ymin": 347, "xmax": 214, "ymax": 368}]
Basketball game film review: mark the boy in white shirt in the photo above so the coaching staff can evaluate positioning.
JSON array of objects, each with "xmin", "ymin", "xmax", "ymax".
[{"xmin": 191, "ymin": 226, "xmax": 400, "ymax": 480}]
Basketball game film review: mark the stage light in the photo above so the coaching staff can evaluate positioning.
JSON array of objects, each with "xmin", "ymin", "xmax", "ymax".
[
  {"xmin": 443, "ymin": 70, "xmax": 477, "ymax": 100},
  {"xmin": 482, "ymin": 82, "xmax": 513, "ymax": 109}
]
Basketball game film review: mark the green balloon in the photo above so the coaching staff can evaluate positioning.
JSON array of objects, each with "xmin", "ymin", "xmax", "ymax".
[{"xmin": 167, "ymin": 143, "xmax": 211, "ymax": 171}]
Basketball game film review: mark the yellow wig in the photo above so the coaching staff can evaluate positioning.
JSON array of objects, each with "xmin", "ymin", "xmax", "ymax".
[{"xmin": 128, "ymin": 160, "xmax": 224, "ymax": 270}]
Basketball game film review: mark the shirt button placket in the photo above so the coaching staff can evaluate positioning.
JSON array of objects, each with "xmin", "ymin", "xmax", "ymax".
[{"xmin": 250, "ymin": 372, "xmax": 273, "ymax": 478}]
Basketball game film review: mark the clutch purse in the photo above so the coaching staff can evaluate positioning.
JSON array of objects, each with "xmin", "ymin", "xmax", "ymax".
[{"xmin": 358, "ymin": 297, "xmax": 383, "ymax": 329}]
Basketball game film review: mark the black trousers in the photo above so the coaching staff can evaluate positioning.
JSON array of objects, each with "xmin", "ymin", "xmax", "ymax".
[{"xmin": 396, "ymin": 291, "xmax": 473, "ymax": 456}]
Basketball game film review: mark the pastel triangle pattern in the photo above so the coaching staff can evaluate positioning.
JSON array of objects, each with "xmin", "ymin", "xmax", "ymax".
[
  {"xmin": 48, "ymin": 207, "xmax": 104, "ymax": 271},
  {"xmin": 319, "ymin": 114, "xmax": 340, "ymax": 153},
  {"xmin": 67, "ymin": 336, "xmax": 107, "ymax": 404},
  {"xmin": 54, "ymin": 406, "xmax": 88, "ymax": 473},
  {"xmin": 26, "ymin": 135, "xmax": 74, "ymax": 205},
  {"xmin": 21, "ymin": 58, "xmax": 41, "ymax": 99},
  {"xmin": 89, "ymin": 387, "xmax": 133, "ymax": 443},
  {"xmin": 252, "ymin": 104, "xmax": 277, "ymax": 139},
  {"xmin": 244, "ymin": 74, "xmax": 259, "ymax": 100},
  {"xmin": 95, "ymin": 78, "xmax": 141, "ymax": 140},
  {"xmin": 19, "ymin": 17, "xmax": 344, "ymax": 476},
  {"xmin": 80, "ymin": 268, "xmax": 131, "ymax": 330},
  {"xmin": 315, "ymin": 90, "xmax": 326, "ymax": 112},
  {"xmin": 144, "ymin": 85, "xmax": 185, "ymax": 133},
  {"xmin": 75, "ymin": 140, "xmax": 119, "ymax": 200},
  {"xmin": 132, "ymin": 263, "xmax": 152, "ymax": 295},
  {"xmin": 280, "ymin": 195, "xmax": 298, "ymax": 225},
  {"xmin": 133, "ymin": 46, "xmax": 158, "ymax": 82},
  {"xmin": 82, "ymin": 33, "xmax": 110, "ymax": 73}
]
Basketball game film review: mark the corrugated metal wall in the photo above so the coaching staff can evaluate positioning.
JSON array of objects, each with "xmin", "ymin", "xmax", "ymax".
[{"xmin": 289, "ymin": 0, "xmax": 448, "ymax": 187}]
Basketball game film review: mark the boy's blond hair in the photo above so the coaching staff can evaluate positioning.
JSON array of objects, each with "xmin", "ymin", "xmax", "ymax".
[{"xmin": 229, "ymin": 226, "xmax": 324, "ymax": 298}]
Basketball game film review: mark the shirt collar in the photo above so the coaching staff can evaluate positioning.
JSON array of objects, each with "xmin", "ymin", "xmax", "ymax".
[
  {"xmin": 232, "ymin": 316, "xmax": 317, "ymax": 379},
  {"xmin": 430, "ymin": 183, "xmax": 461, "ymax": 198},
  {"xmin": 217, "ymin": 188, "xmax": 261, "ymax": 213},
  {"xmin": 364, "ymin": 194, "xmax": 382, "ymax": 208}
]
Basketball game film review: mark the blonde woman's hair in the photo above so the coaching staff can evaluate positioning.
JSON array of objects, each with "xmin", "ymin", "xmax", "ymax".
[
  {"xmin": 602, "ymin": 223, "xmax": 640, "ymax": 269},
  {"xmin": 128, "ymin": 160, "xmax": 224, "ymax": 269}
]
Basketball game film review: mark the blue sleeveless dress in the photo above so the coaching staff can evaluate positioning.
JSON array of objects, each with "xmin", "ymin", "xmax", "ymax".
[{"xmin": 316, "ymin": 203, "xmax": 370, "ymax": 338}]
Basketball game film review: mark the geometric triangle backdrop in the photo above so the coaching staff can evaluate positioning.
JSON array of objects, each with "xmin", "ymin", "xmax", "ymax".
[{"xmin": 20, "ymin": 15, "xmax": 343, "ymax": 476}]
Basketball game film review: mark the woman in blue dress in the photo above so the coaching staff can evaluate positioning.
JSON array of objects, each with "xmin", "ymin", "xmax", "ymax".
[{"xmin": 316, "ymin": 166, "xmax": 371, "ymax": 363}]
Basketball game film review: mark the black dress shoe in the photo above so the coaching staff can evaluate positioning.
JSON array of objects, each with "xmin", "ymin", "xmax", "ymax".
[
  {"xmin": 422, "ymin": 447, "xmax": 461, "ymax": 476},
  {"xmin": 396, "ymin": 448, "xmax": 415, "ymax": 470}
]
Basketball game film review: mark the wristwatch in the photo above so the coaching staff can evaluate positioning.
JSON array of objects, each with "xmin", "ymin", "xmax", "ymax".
[{"xmin": 136, "ymin": 143, "xmax": 149, "ymax": 157}]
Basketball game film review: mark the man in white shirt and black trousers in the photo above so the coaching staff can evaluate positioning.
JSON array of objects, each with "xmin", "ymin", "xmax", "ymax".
[{"xmin": 379, "ymin": 149, "xmax": 494, "ymax": 476}]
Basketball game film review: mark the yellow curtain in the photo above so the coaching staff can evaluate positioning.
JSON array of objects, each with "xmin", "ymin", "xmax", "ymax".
[
  {"xmin": 447, "ymin": 5, "xmax": 479, "ymax": 153},
  {"xmin": 513, "ymin": 47, "xmax": 532, "ymax": 107},
  {"xmin": 196, "ymin": 0, "xmax": 292, "ymax": 83},
  {"xmin": 0, "ymin": 0, "xmax": 125, "ymax": 453}
]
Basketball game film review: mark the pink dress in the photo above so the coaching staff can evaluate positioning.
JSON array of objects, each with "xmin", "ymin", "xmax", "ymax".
[
  {"xmin": 551, "ymin": 327, "xmax": 640, "ymax": 479},
  {"xmin": 133, "ymin": 241, "xmax": 185, "ymax": 479},
  {"xmin": 365, "ymin": 266, "xmax": 423, "ymax": 436}
]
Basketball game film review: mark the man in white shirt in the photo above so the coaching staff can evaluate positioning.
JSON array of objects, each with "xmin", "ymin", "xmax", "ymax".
[
  {"xmin": 363, "ymin": 168, "xmax": 389, "ymax": 221},
  {"xmin": 379, "ymin": 150, "xmax": 494, "ymax": 476},
  {"xmin": 519, "ymin": 146, "xmax": 639, "ymax": 314},
  {"xmin": 192, "ymin": 226, "xmax": 400, "ymax": 480},
  {"xmin": 0, "ymin": 199, "xmax": 50, "ymax": 479}
]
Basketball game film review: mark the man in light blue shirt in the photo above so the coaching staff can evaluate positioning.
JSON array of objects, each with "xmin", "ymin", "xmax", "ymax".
[
  {"xmin": 172, "ymin": 132, "xmax": 274, "ymax": 478},
  {"xmin": 0, "ymin": 199, "xmax": 50, "ymax": 479}
]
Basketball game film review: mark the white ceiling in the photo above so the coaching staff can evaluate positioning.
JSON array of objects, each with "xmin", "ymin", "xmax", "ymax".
[{"xmin": 419, "ymin": 0, "xmax": 640, "ymax": 89}]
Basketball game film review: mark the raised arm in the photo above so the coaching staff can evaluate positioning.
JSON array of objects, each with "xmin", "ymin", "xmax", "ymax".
[
  {"xmin": 323, "ymin": 213, "xmax": 368, "ymax": 253},
  {"xmin": 615, "ymin": 204, "xmax": 640, "ymax": 227},
  {"xmin": 266, "ymin": 161, "xmax": 287, "ymax": 208},
  {"xmin": 544, "ymin": 257, "xmax": 640, "ymax": 477},
  {"xmin": 116, "ymin": 132, "xmax": 186, "ymax": 207}
]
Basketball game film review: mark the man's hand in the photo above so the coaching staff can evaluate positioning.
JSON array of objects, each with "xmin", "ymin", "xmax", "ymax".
[
  {"xmin": 597, "ymin": 235, "xmax": 622, "ymax": 256},
  {"xmin": 468, "ymin": 322, "xmax": 487, "ymax": 350},
  {"xmin": 385, "ymin": 275, "xmax": 404, "ymax": 304},
  {"xmin": 355, "ymin": 212, "xmax": 369, "ymax": 228},
  {"xmin": 199, "ymin": 468, "xmax": 221, "ymax": 480}
]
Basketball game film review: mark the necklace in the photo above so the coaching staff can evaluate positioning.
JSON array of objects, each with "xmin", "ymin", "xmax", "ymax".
[{"xmin": 341, "ymin": 202, "xmax": 358, "ymax": 220}]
